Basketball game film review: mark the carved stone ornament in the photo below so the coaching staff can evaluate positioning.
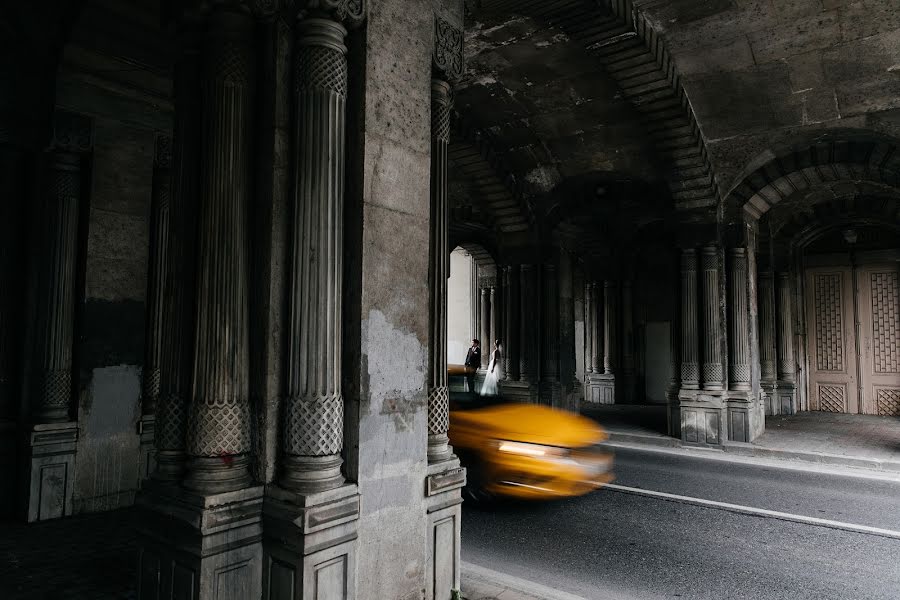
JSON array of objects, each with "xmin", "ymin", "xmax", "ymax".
[
  {"xmin": 51, "ymin": 110, "xmax": 93, "ymax": 153},
  {"xmin": 433, "ymin": 12, "xmax": 463, "ymax": 80},
  {"xmin": 295, "ymin": 0, "xmax": 366, "ymax": 27},
  {"xmin": 155, "ymin": 135, "xmax": 173, "ymax": 168}
]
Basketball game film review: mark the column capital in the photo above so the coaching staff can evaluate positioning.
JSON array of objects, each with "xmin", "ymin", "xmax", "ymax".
[
  {"xmin": 295, "ymin": 0, "xmax": 366, "ymax": 28},
  {"xmin": 49, "ymin": 109, "xmax": 93, "ymax": 154},
  {"xmin": 433, "ymin": 11, "xmax": 464, "ymax": 81}
]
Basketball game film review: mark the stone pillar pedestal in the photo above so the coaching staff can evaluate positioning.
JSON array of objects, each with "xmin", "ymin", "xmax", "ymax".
[
  {"xmin": 23, "ymin": 422, "xmax": 78, "ymax": 522},
  {"xmin": 262, "ymin": 484, "xmax": 361, "ymax": 600},
  {"xmin": 424, "ymin": 459, "xmax": 465, "ymax": 600},
  {"xmin": 137, "ymin": 483, "xmax": 264, "ymax": 599}
]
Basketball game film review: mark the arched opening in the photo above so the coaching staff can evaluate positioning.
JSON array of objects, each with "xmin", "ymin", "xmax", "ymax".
[{"xmin": 448, "ymin": 247, "xmax": 477, "ymax": 366}]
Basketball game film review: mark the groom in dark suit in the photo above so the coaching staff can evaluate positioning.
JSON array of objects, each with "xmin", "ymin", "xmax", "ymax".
[{"xmin": 464, "ymin": 339, "xmax": 481, "ymax": 395}]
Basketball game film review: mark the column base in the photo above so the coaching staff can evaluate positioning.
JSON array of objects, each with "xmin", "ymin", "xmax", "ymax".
[
  {"xmin": 0, "ymin": 420, "xmax": 16, "ymax": 519},
  {"xmin": 184, "ymin": 454, "xmax": 253, "ymax": 495},
  {"xmin": 262, "ymin": 483, "xmax": 360, "ymax": 600},
  {"xmin": 500, "ymin": 380, "xmax": 538, "ymax": 403},
  {"xmin": 22, "ymin": 421, "xmax": 78, "ymax": 522},
  {"xmin": 427, "ymin": 433, "xmax": 454, "ymax": 464},
  {"xmin": 279, "ymin": 454, "xmax": 344, "ymax": 494},
  {"xmin": 136, "ymin": 481, "xmax": 264, "ymax": 600},
  {"xmin": 774, "ymin": 381, "xmax": 797, "ymax": 415},
  {"xmin": 425, "ymin": 458, "xmax": 465, "ymax": 600},
  {"xmin": 584, "ymin": 373, "xmax": 616, "ymax": 405},
  {"xmin": 539, "ymin": 379, "xmax": 562, "ymax": 407},
  {"xmin": 725, "ymin": 391, "xmax": 765, "ymax": 443},
  {"xmin": 678, "ymin": 390, "xmax": 725, "ymax": 446},
  {"xmin": 138, "ymin": 415, "xmax": 156, "ymax": 488}
]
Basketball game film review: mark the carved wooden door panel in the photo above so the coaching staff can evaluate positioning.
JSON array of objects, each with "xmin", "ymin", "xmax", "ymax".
[
  {"xmin": 805, "ymin": 267, "xmax": 859, "ymax": 413},
  {"xmin": 857, "ymin": 265, "xmax": 900, "ymax": 416}
]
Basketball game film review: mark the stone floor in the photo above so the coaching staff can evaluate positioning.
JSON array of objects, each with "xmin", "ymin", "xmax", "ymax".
[{"xmin": 584, "ymin": 403, "xmax": 900, "ymax": 463}]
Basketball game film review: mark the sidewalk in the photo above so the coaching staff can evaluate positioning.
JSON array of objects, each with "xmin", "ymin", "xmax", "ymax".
[
  {"xmin": 584, "ymin": 405, "xmax": 900, "ymax": 473},
  {"xmin": 462, "ymin": 562, "xmax": 620, "ymax": 600}
]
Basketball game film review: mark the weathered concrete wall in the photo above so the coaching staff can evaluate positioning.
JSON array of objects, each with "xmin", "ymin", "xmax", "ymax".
[
  {"xmin": 348, "ymin": 0, "xmax": 434, "ymax": 597},
  {"xmin": 635, "ymin": 0, "xmax": 900, "ymax": 192}
]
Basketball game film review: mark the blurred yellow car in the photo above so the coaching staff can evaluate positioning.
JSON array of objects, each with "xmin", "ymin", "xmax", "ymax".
[{"xmin": 447, "ymin": 364, "xmax": 614, "ymax": 501}]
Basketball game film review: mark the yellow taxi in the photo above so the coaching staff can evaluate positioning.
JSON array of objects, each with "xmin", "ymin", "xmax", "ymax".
[{"xmin": 448, "ymin": 364, "xmax": 614, "ymax": 501}]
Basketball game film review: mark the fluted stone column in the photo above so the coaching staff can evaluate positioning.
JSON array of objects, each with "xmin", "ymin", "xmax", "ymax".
[
  {"xmin": 506, "ymin": 266, "xmax": 520, "ymax": 381},
  {"xmin": 591, "ymin": 282, "xmax": 602, "ymax": 374},
  {"xmin": 184, "ymin": 7, "xmax": 255, "ymax": 493},
  {"xmin": 680, "ymin": 250, "xmax": 699, "ymax": 389},
  {"xmin": 776, "ymin": 273, "xmax": 795, "ymax": 382},
  {"xmin": 479, "ymin": 286, "xmax": 489, "ymax": 368},
  {"xmin": 489, "ymin": 284, "xmax": 498, "ymax": 351},
  {"xmin": 701, "ymin": 246, "xmax": 724, "ymax": 391},
  {"xmin": 502, "ymin": 267, "xmax": 513, "ymax": 378},
  {"xmin": 584, "ymin": 282, "xmax": 594, "ymax": 375},
  {"xmin": 519, "ymin": 264, "xmax": 537, "ymax": 383},
  {"xmin": 427, "ymin": 75, "xmax": 453, "ymax": 462},
  {"xmin": 759, "ymin": 271, "xmax": 776, "ymax": 383},
  {"xmin": 154, "ymin": 26, "xmax": 201, "ymax": 483},
  {"xmin": 603, "ymin": 280, "xmax": 617, "ymax": 375},
  {"xmin": 143, "ymin": 137, "xmax": 172, "ymax": 417},
  {"xmin": 282, "ymin": 15, "xmax": 353, "ymax": 487},
  {"xmin": 728, "ymin": 249, "xmax": 751, "ymax": 391}
]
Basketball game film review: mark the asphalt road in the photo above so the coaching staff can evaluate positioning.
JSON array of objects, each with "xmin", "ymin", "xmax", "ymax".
[{"xmin": 461, "ymin": 447, "xmax": 900, "ymax": 600}]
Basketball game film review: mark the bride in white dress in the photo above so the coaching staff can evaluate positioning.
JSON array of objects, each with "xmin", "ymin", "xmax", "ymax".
[{"xmin": 480, "ymin": 339, "xmax": 504, "ymax": 396}]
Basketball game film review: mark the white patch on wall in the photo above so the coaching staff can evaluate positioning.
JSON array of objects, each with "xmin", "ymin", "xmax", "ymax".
[
  {"xmin": 364, "ymin": 310, "xmax": 427, "ymax": 401},
  {"xmin": 74, "ymin": 365, "xmax": 142, "ymax": 514},
  {"xmin": 447, "ymin": 249, "xmax": 474, "ymax": 365}
]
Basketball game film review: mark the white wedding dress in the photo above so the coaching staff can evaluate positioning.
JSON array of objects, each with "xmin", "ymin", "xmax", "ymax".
[{"xmin": 480, "ymin": 348, "xmax": 504, "ymax": 396}]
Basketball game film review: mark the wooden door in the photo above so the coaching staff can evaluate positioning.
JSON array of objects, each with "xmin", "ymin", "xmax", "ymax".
[
  {"xmin": 857, "ymin": 265, "xmax": 900, "ymax": 416},
  {"xmin": 805, "ymin": 267, "xmax": 859, "ymax": 413}
]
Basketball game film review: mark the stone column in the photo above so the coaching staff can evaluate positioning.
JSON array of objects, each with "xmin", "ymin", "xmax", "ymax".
[
  {"xmin": 776, "ymin": 273, "xmax": 795, "ymax": 382},
  {"xmin": 621, "ymin": 280, "xmax": 635, "ymax": 402},
  {"xmin": 591, "ymin": 282, "xmax": 602, "ymax": 374},
  {"xmin": 728, "ymin": 249, "xmax": 751, "ymax": 391},
  {"xmin": 184, "ymin": 7, "xmax": 255, "ymax": 494},
  {"xmin": 758, "ymin": 271, "xmax": 776, "ymax": 383},
  {"xmin": 584, "ymin": 282, "xmax": 594, "ymax": 375},
  {"xmin": 502, "ymin": 267, "xmax": 512, "ymax": 378},
  {"xmin": 281, "ymin": 13, "xmax": 354, "ymax": 488},
  {"xmin": 680, "ymin": 249, "xmax": 699, "ymax": 389},
  {"xmin": 479, "ymin": 286, "xmax": 489, "ymax": 368},
  {"xmin": 489, "ymin": 284, "xmax": 498, "ymax": 351},
  {"xmin": 154, "ymin": 24, "xmax": 201, "ymax": 483},
  {"xmin": 139, "ymin": 135, "xmax": 172, "ymax": 482},
  {"xmin": 21, "ymin": 110, "xmax": 92, "ymax": 522},
  {"xmin": 505, "ymin": 265, "xmax": 520, "ymax": 380},
  {"xmin": 700, "ymin": 245, "xmax": 724, "ymax": 391},
  {"xmin": 519, "ymin": 264, "xmax": 537, "ymax": 383},
  {"xmin": 427, "ymin": 74, "xmax": 453, "ymax": 464},
  {"xmin": 603, "ymin": 280, "xmax": 617, "ymax": 375}
]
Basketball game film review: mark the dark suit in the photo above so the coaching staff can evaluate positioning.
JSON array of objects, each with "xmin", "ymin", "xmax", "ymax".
[{"xmin": 464, "ymin": 346, "xmax": 481, "ymax": 394}]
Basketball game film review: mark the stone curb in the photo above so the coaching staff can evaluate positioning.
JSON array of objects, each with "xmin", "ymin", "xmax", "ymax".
[{"xmin": 605, "ymin": 431, "xmax": 900, "ymax": 474}]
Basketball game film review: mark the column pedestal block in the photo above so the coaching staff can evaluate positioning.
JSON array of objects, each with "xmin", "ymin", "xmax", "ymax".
[
  {"xmin": 22, "ymin": 421, "xmax": 77, "ymax": 522},
  {"xmin": 138, "ymin": 415, "xmax": 156, "ymax": 488},
  {"xmin": 775, "ymin": 381, "xmax": 797, "ymax": 416},
  {"xmin": 761, "ymin": 381, "xmax": 777, "ymax": 416},
  {"xmin": 500, "ymin": 380, "xmax": 538, "ymax": 404},
  {"xmin": 425, "ymin": 459, "xmax": 464, "ymax": 600},
  {"xmin": 136, "ymin": 482, "xmax": 264, "ymax": 600},
  {"xmin": 678, "ymin": 391, "xmax": 725, "ymax": 446},
  {"xmin": 262, "ymin": 483, "xmax": 360, "ymax": 600},
  {"xmin": 724, "ymin": 391, "xmax": 765, "ymax": 443},
  {"xmin": 584, "ymin": 373, "xmax": 615, "ymax": 405},
  {"xmin": 539, "ymin": 380, "xmax": 562, "ymax": 407}
]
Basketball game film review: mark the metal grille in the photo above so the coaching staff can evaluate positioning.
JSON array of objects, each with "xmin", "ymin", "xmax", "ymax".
[{"xmin": 814, "ymin": 274, "xmax": 844, "ymax": 372}]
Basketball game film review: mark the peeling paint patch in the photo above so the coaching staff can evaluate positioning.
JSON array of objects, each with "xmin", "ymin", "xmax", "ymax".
[{"xmin": 525, "ymin": 165, "xmax": 561, "ymax": 193}]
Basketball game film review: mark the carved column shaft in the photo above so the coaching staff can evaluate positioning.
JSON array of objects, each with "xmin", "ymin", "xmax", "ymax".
[
  {"xmin": 29, "ymin": 147, "xmax": 82, "ymax": 422},
  {"xmin": 728, "ymin": 249, "xmax": 751, "ymax": 390},
  {"xmin": 701, "ymin": 246, "xmax": 724, "ymax": 390},
  {"xmin": 519, "ymin": 264, "xmax": 536, "ymax": 382},
  {"xmin": 479, "ymin": 287, "xmax": 489, "ymax": 368},
  {"xmin": 184, "ymin": 7, "xmax": 255, "ymax": 493},
  {"xmin": 584, "ymin": 282, "xmax": 593, "ymax": 375},
  {"xmin": 426, "ymin": 75, "xmax": 452, "ymax": 462},
  {"xmin": 591, "ymin": 282, "xmax": 602, "ymax": 374},
  {"xmin": 543, "ymin": 265, "xmax": 558, "ymax": 380},
  {"xmin": 680, "ymin": 250, "xmax": 699, "ymax": 389},
  {"xmin": 776, "ymin": 272, "xmax": 795, "ymax": 382},
  {"xmin": 142, "ymin": 136, "xmax": 172, "ymax": 416},
  {"xmin": 489, "ymin": 285, "xmax": 498, "ymax": 351},
  {"xmin": 502, "ymin": 267, "xmax": 512, "ymax": 379},
  {"xmin": 759, "ymin": 271, "xmax": 776, "ymax": 382},
  {"xmin": 506, "ymin": 266, "xmax": 520, "ymax": 380},
  {"xmin": 282, "ymin": 16, "xmax": 353, "ymax": 485},
  {"xmin": 603, "ymin": 280, "xmax": 617, "ymax": 375},
  {"xmin": 622, "ymin": 281, "xmax": 634, "ymax": 375},
  {"xmin": 155, "ymin": 26, "xmax": 201, "ymax": 482}
]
